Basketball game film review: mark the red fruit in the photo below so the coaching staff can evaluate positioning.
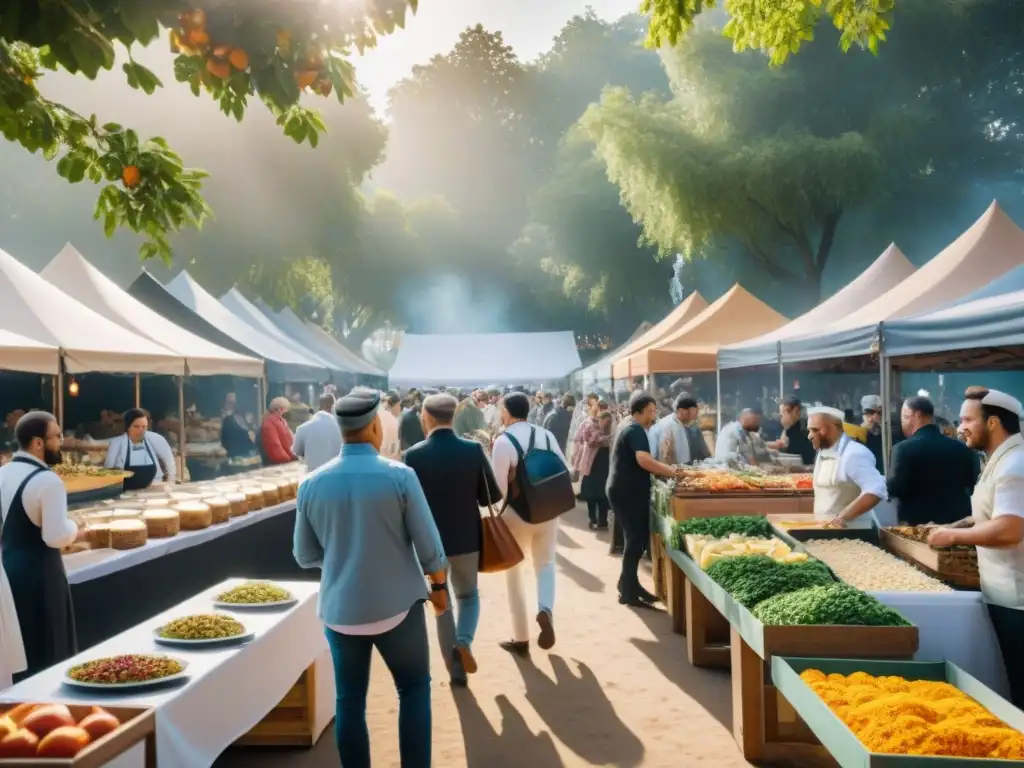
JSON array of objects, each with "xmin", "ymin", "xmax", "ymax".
[
  {"xmin": 0, "ymin": 728, "xmax": 39, "ymax": 757},
  {"xmin": 36, "ymin": 726, "xmax": 90, "ymax": 758},
  {"xmin": 78, "ymin": 711, "xmax": 120, "ymax": 740},
  {"xmin": 22, "ymin": 704, "xmax": 75, "ymax": 738}
]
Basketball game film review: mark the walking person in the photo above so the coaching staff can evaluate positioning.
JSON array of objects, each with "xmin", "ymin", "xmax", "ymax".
[
  {"xmin": 491, "ymin": 392, "xmax": 568, "ymax": 656},
  {"xmin": 544, "ymin": 394, "xmax": 576, "ymax": 454},
  {"xmin": 0, "ymin": 412, "xmax": 83, "ymax": 680},
  {"xmin": 294, "ymin": 388, "xmax": 448, "ymax": 768},
  {"xmin": 573, "ymin": 398, "xmax": 613, "ymax": 530},
  {"xmin": 405, "ymin": 394, "xmax": 501, "ymax": 687},
  {"xmin": 607, "ymin": 392, "xmax": 681, "ymax": 608},
  {"xmin": 293, "ymin": 392, "xmax": 343, "ymax": 473}
]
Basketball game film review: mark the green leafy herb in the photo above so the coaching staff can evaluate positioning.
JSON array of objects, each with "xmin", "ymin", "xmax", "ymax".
[
  {"xmin": 704, "ymin": 554, "xmax": 835, "ymax": 608},
  {"xmin": 670, "ymin": 515, "xmax": 771, "ymax": 550},
  {"xmin": 752, "ymin": 583, "xmax": 911, "ymax": 627}
]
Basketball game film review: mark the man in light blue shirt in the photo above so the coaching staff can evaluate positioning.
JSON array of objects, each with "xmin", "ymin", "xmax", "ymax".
[
  {"xmin": 294, "ymin": 387, "xmax": 448, "ymax": 768},
  {"xmin": 292, "ymin": 393, "xmax": 342, "ymax": 473}
]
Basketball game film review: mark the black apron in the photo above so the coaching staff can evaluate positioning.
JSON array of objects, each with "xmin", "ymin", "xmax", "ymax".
[
  {"xmin": 1, "ymin": 457, "xmax": 77, "ymax": 679},
  {"xmin": 121, "ymin": 437, "xmax": 158, "ymax": 491}
]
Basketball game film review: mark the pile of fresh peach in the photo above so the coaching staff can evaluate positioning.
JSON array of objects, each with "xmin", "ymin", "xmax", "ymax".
[{"xmin": 0, "ymin": 703, "xmax": 120, "ymax": 758}]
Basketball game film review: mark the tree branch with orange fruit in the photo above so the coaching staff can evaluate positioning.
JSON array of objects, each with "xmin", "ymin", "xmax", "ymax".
[{"xmin": 0, "ymin": 0, "xmax": 419, "ymax": 263}]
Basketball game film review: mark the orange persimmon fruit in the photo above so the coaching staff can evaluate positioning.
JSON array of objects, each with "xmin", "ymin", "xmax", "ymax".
[{"xmin": 121, "ymin": 165, "xmax": 141, "ymax": 188}]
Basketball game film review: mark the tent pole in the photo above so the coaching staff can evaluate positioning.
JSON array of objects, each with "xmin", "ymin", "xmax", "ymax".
[
  {"xmin": 51, "ymin": 374, "xmax": 58, "ymax": 416},
  {"xmin": 777, "ymin": 341, "xmax": 784, "ymax": 400},
  {"xmin": 879, "ymin": 322, "xmax": 892, "ymax": 476},
  {"xmin": 716, "ymin": 365, "xmax": 722, "ymax": 433},
  {"xmin": 57, "ymin": 358, "xmax": 65, "ymax": 430},
  {"xmin": 134, "ymin": 373, "xmax": 141, "ymax": 408},
  {"xmin": 177, "ymin": 375, "xmax": 186, "ymax": 485}
]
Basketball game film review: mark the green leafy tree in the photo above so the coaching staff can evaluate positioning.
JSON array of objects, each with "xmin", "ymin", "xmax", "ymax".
[
  {"xmin": 642, "ymin": 0, "xmax": 895, "ymax": 65},
  {"xmin": 241, "ymin": 256, "xmax": 336, "ymax": 327},
  {"xmin": 0, "ymin": 0, "xmax": 416, "ymax": 261}
]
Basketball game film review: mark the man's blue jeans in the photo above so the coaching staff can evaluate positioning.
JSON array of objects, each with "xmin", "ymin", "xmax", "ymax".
[
  {"xmin": 436, "ymin": 552, "xmax": 480, "ymax": 677},
  {"xmin": 324, "ymin": 604, "xmax": 431, "ymax": 767}
]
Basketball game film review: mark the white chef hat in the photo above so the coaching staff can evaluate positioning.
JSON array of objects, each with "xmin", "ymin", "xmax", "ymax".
[
  {"xmin": 807, "ymin": 406, "xmax": 845, "ymax": 422},
  {"xmin": 982, "ymin": 389, "xmax": 1023, "ymax": 418}
]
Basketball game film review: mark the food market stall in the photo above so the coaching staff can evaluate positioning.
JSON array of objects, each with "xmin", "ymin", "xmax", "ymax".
[
  {"xmin": 61, "ymin": 464, "xmax": 311, "ymax": 648},
  {"xmin": 0, "ymin": 578, "xmax": 334, "ymax": 766},
  {"xmin": 656, "ymin": 513, "xmax": 1015, "ymax": 760}
]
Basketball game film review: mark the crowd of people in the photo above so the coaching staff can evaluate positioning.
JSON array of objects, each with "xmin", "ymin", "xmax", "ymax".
[{"xmin": 4, "ymin": 376, "xmax": 1024, "ymax": 767}]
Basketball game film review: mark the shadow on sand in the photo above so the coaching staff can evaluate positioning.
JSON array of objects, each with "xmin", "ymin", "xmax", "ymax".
[
  {"xmin": 514, "ymin": 654, "xmax": 645, "ymax": 768},
  {"xmin": 454, "ymin": 689, "xmax": 563, "ymax": 768}
]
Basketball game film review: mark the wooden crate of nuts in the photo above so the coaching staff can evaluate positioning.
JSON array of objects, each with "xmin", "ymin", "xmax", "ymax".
[{"xmin": 880, "ymin": 528, "xmax": 980, "ymax": 589}]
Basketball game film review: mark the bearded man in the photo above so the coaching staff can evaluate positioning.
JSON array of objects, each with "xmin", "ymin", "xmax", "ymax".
[{"xmin": 807, "ymin": 406, "xmax": 887, "ymax": 529}]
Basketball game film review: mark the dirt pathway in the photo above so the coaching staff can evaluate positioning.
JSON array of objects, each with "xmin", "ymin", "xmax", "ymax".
[{"xmin": 219, "ymin": 506, "xmax": 752, "ymax": 767}]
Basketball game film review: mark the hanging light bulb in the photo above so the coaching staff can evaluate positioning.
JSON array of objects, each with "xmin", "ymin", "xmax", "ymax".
[{"xmin": 68, "ymin": 378, "xmax": 80, "ymax": 397}]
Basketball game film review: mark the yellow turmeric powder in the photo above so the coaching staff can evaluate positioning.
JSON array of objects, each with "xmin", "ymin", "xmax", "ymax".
[{"xmin": 800, "ymin": 669, "xmax": 1024, "ymax": 759}]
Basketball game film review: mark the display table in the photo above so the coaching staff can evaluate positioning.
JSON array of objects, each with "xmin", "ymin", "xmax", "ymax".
[
  {"xmin": 0, "ymin": 579, "xmax": 334, "ymax": 768},
  {"xmin": 872, "ymin": 590, "xmax": 1009, "ymax": 697},
  {"xmin": 65, "ymin": 501, "xmax": 317, "ymax": 648}
]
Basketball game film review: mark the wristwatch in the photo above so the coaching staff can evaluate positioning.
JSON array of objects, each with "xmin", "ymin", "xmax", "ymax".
[{"xmin": 431, "ymin": 582, "xmax": 447, "ymax": 592}]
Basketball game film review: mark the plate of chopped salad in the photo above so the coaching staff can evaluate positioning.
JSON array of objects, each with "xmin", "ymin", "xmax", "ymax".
[{"xmin": 64, "ymin": 653, "xmax": 189, "ymax": 689}]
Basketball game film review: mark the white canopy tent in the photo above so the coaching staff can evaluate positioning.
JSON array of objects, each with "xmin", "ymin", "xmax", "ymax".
[
  {"xmin": 0, "ymin": 247, "xmax": 183, "ymax": 374},
  {"xmin": 389, "ymin": 332, "xmax": 582, "ymax": 389},
  {"xmin": 0, "ymin": 330, "xmax": 59, "ymax": 375},
  {"xmin": 42, "ymin": 245, "xmax": 263, "ymax": 378}
]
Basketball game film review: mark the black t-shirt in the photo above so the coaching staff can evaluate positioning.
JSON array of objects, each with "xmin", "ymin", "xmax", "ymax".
[{"xmin": 607, "ymin": 421, "xmax": 652, "ymax": 498}]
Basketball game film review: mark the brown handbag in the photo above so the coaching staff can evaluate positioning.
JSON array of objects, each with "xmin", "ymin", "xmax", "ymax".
[{"xmin": 479, "ymin": 469, "xmax": 524, "ymax": 574}]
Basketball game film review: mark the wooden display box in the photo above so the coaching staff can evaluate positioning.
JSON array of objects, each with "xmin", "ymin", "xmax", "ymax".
[
  {"xmin": 0, "ymin": 705, "xmax": 154, "ymax": 768},
  {"xmin": 670, "ymin": 492, "xmax": 813, "ymax": 521},
  {"xmin": 234, "ymin": 652, "xmax": 334, "ymax": 748},
  {"xmin": 665, "ymin": 546, "xmax": 919, "ymax": 763},
  {"xmin": 771, "ymin": 656, "xmax": 1024, "ymax": 767},
  {"xmin": 880, "ymin": 530, "xmax": 980, "ymax": 589}
]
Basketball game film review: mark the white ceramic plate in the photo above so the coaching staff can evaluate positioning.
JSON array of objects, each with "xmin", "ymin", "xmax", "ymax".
[
  {"xmin": 153, "ymin": 628, "xmax": 255, "ymax": 647},
  {"xmin": 211, "ymin": 597, "xmax": 297, "ymax": 610},
  {"xmin": 63, "ymin": 656, "xmax": 190, "ymax": 690}
]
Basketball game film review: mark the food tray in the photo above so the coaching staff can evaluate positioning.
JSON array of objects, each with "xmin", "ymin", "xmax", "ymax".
[
  {"xmin": 60, "ymin": 474, "xmax": 132, "ymax": 494},
  {"xmin": 771, "ymin": 656, "xmax": 1024, "ymax": 767},
  {"xmin": 880, "ymin": 530, "xmax": 980, "ymax": 589},
  {"xmin": 666, "ymin": 547, "xmax": 919, "ymax": 661},
  {"xmin": 0, "ymin": 704, "xmax": 154, "ymax": 768},
  {"xmin": 772, "ymin": 522, "xmax": 881, "ymax": 546}
]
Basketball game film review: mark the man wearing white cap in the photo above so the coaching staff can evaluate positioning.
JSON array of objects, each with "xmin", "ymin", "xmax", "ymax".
[
  {"xmin": 929, "ymin": 387, "xmax": 1024, "ymax": 706},
  {"xmin": 807, "ymin": 406, "xmax": 887, "ymax": 529}
]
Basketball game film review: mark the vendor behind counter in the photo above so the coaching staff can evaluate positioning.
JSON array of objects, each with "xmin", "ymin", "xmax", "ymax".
[{"xmin": 104, "ymin": 408, "xmax": 176, "ymax": 490}]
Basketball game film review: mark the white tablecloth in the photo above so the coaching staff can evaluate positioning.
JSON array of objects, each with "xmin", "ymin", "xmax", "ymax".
[
  {"xmin": 64, "ymin": 501, "xmax": 297, "ymax": 584},
  {"xmin": 0, "ymin": 579, "xmax": 330, "ymax": 768},
  {"xmin": 872, "ymin": 590, "xmax": 1009, "ymax": 696}
]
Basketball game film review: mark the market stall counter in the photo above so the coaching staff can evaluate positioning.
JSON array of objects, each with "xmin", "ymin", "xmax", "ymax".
[
  {"xmin": 0, "ymin": 579, "xmax": 334, "ymax": 767},
  {"xmin": 63, "ymin": 465, "xmax": 314, "ymax": 648}
]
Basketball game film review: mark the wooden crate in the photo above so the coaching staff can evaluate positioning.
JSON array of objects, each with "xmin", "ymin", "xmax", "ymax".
[
  {"xmin": 670, "ymin": 493, "xmax": 813, "ymax": 520},
  {"xmin": 880, "ymin": 530, "xmax": 980, "ymax": 589},
  {"xmin": 0, "ymin": 705, "xmax": 154, "ymax": 768},
  {"xmin": 234, "ymin": 653, "xmax": 333, "ymax": 747}
]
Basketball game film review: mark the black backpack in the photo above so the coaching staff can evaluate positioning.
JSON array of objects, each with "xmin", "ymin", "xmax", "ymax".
[{"xmin": 501, "ymin": 427, "xmax": 575, "ymax": 524}]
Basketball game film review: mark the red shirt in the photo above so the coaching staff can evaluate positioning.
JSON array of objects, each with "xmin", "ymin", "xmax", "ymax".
[{"xmin": 261, "ymin": 412, "xmax": 295, "ymax": 464}]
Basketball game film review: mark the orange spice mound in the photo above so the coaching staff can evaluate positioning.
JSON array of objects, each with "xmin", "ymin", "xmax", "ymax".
[{"xmin": 800, "ymin": 669, "xmax": 1024, "ymax": 759}]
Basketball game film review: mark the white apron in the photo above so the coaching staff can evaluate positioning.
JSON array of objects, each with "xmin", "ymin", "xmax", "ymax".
[
  {"xmin": 0, "ymin": 551, "xmax": 27, "ymax": 689},
  {"xmin": 971, "ymin": 434, "xmax": 1024, "ymax": 609},
  {"xmin": 813, "ymin": 436, "xmax": 877, "ymax": 530}
]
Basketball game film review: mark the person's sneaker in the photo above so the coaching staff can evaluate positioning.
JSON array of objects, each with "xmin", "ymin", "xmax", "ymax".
[
  {"xmin": 588, "ymin": 522, "xmax": 597, "ymax": 530},
  {"xmin": 536, "ymin": 610, "xmax": 555, "ymax": 650},
  {"xmin": 638, "ymin": 588, "xmax": 660, "ymax": 604},
  {"xmin": 595, "ymin": 523, "xmax": 609, "ymax": 530},
  {"xmin": 499, "ymin": 640, "xmax": 530, "ymax": 657},
  {"xmin": 456, "ymin": 644, "xmax": 478, "ymax": 675}
]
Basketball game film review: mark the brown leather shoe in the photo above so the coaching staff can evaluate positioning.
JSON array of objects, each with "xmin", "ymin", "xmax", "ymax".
[{"xmin": 536, "ymin": 610, "xmax": 555, "ymax": 650}]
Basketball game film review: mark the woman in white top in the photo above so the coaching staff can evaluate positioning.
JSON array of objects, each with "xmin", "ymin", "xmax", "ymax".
[
  {"xmin": 806, "ymin": 407, "xmax": 887, "ymax": 529},
  {"xmin": 104, "ymin": 408, "xmax": 176, "ymax": 491},
  {"xmin": 929, "ymin": 388, "xmax": 1024, "ymax": 707}
]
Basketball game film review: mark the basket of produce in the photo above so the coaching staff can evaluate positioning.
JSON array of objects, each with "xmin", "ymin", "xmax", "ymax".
[
  {"xmin": 0, "ymin": 702, "xmax": 153, "ymax": 761},
  {"xmin": 801, "ymin": 538, "xmax": 952, "ymax": 593},
  {"xmin": 881, "ymin": 526, "xmax": 980, "ymax": 589},
  {"xmin": 154, "ymin": 614, "xmax": 253, "ymax": 646},
  {"xmin": 213, "ymin": 582, "xmax": 296, "ymax": 609},
  {"xmin": 64, "ymin": 654, "xmax": 188, "ymax": 690},
  {"xmin": 771, "ymin": 656, "xmax": 1024, "ymax": 765}
]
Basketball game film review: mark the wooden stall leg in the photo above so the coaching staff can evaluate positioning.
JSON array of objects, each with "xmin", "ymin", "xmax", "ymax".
[
  {"xmin": 651, "ymin": 531, "xmax": 666, "ymax": 601},
  {"xmin": 684, "ymin": 579, "xmax": 730, "ymax": 668},
  {"xmin": 665, "ymin": 557, "xmax": 687, "ymax": 636},
  {"xmin": 730, "ymin": 626, "xmax": 765, "ymax": 762},
  {"xmin": 144, "ymin": 732, "xmax": 157, "ymax": 768}
]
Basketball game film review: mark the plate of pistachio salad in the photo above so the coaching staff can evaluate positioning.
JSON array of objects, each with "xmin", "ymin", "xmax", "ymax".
[
  {"xmin": 64, "ymin": 654, "xmax": 189, "ymax": 689},
  {"xmin": 154, "ymin": 614, "xmax": 255, "ymax": 646},
  {"xmin": 212, "ymin": 581, "xmax": 297, "ymax": 609}
]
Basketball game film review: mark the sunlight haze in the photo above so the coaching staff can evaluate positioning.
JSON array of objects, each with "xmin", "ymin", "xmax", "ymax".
[{"xmin": 357, "ymin": 0, "xmax": 640, "ymax": 113}]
